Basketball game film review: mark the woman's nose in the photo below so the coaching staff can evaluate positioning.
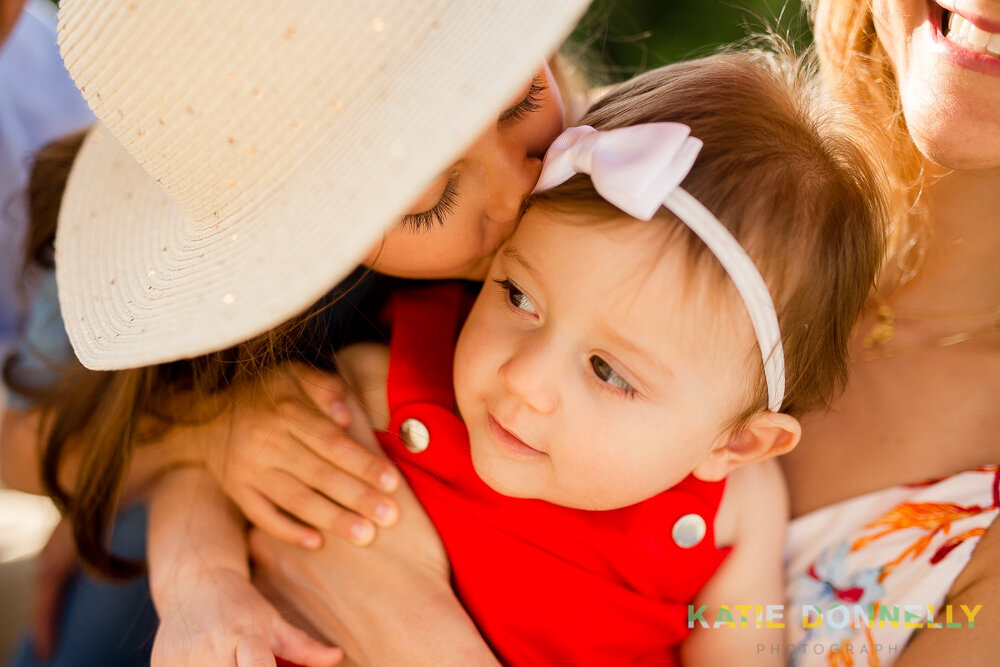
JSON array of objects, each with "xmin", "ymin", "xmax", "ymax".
[
  {"xmin": 471, "ymin": 132, "xmax": 543, "ymax": 225},
  {"xmin": 497, "ymin": 335, "xmax": 560, "ymax": 415}
]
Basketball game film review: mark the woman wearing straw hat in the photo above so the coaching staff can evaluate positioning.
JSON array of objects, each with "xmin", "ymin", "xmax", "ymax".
[
  {"xmin": 1, "ymin": 0, "xmax": 595, "ymax": 665},
  {"xmin": 41, "ymin": 0, "xmax": 592, "ymax": 545}
]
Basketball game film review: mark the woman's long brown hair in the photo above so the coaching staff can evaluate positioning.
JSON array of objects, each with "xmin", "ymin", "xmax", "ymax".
[{"xmin": 4, "ymin": 132, "xmax": 329, "ymax": 578}]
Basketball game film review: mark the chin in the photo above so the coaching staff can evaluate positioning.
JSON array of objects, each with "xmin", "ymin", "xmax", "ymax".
[
  {"xmin": 907, "ymin": 109, "xmax": 1000, "ymax": 170},
  {"xmin": 898, "ymin": 70, "xmax": 1000, "ymax": 169},
  {"xmin": 917, "ymin": 140, "xmax": 1000, "ymax": 171},
  {"xmin": 469, "ymin": 450, "xmax": 532, "ymax": 498},
  {"xmin": 896, "ymin": 7, "xmax": 1000, "ymax": 170}
]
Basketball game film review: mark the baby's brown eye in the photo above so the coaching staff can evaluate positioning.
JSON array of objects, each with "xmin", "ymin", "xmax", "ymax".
[
  {"xmin": 590, "ymin": 356, "xmax": 635, "ymax": 395},
  {"xmin": 493, "ymin": 278, "xmax": 537, "ymax": 315}
]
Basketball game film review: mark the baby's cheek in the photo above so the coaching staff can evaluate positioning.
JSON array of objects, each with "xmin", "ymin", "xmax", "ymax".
[{"xmin": 452, "ymin": 327, "xmax": 481, "ymax": 416}]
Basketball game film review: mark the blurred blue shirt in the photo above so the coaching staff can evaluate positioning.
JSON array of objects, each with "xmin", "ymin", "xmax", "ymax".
[
  {"xmin": 0, "ymin": 0, "xmax": 92, "ymax": 363},
  {"xmin": 3, "ymin": 269, "xmax": 72, "ymax": 411}
]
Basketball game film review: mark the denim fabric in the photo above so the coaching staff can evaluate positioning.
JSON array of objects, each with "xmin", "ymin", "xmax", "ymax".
[{"xmin": 9, "ymin": 505, "xmax": 156, "ymax": 667}]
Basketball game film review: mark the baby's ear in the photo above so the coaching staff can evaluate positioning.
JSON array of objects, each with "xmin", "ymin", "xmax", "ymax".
[{"xmin": 692, "ymin": 412, "xmax": 801, "ymax": 482}]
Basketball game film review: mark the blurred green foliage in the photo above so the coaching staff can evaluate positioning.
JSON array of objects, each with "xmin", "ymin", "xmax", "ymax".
[
  {"xmin": 570, "ymin": 0, "xmax": 811, "ymax": 82},
  {"xmin": 44, "ymin": 0, "xmax": 810, "ymax": 83}
]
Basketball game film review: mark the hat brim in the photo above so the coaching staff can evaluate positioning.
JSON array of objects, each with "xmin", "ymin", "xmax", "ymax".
[
  {"xmin": 58, "ymin": 122, "xmax": 391, "ymax": 368},
  {"xmin": 56, "ymin": 0, "xmax": 591, "ymax": 369}
]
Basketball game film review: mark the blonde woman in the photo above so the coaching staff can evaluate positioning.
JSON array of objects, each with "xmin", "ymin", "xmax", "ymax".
[{"xmin": 780, "ymin": 1, "xmax": 1000, "ymax": 664}]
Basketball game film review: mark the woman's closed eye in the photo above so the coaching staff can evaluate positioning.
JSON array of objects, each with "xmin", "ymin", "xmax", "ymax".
[
  {"xmin": 398, "ymin": 72, "xmax": 546, "ymax": 233},
  {"xmin": 590, "ymin": 355, "xmax": 637, "ymax": 398},
  {"xmin": 498, "ymin": 73, "xmax": 547, "ymax": 128},
  {"xmin": 400, "ymin": 172, "xmax": 460, "ymax": 232},
  {"xmin": 494, "ymin": 278, "xmax": 537, "ymax": 316}
]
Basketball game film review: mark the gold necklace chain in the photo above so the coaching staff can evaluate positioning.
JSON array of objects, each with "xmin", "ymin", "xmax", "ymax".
[
  {"xmin": 888, "ymin": 304, "xmax": 1000, "ymax": 319},
  {"xmin": 861, "ymin": 302, "xmax": 1000, "ymax": 360}
]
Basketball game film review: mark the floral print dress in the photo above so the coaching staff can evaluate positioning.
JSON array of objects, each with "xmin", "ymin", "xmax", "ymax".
[{"xmin": 784, "ymin": 466, "xmax": 998, "ymax": 666}]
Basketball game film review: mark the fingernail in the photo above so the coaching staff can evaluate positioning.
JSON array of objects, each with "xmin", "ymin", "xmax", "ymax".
[
  {"xmin": 379, "ymin": 470, "xmax": 398, "ymax": 491},
  {"xmin": 351, "ymin": 520, "xmax": 375, "ymax": 544},
  {"xmin": 328, "ymin": 401, "xmax": 350, "ymax": 425},
  {"xmin": 302, "ymin": 533, "xmax": 321, "ymax": 549},
  {"xmin": 374, "ymin": 503, "xmax": 396, "ymax": 525}
]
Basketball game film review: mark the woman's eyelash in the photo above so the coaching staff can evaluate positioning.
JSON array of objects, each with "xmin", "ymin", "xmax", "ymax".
[
  {"xmin": 400, "ymin": 173, "xmax": 460, "ymax": 232},
  {"xmin": 497, "ymin": 74, "xmax": 547, "ymax": 127},
  {"xmin": 400, "ymin": 73, "xmax": 545, "ymax": 232},
  {"xmin": 590, "ymin": 355, "xmax": 637, "ymax": 399}
]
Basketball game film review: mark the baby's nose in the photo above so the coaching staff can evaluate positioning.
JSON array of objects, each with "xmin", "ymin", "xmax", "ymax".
[{"xmin": 497, "ymin": 337, "xmax": 560, "ymax": 415}]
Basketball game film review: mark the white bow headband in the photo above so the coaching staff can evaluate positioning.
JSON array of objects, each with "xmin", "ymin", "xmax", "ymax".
[{"xmin": 534, "ymin": 123, "xmax": 786, "ymax": 412}]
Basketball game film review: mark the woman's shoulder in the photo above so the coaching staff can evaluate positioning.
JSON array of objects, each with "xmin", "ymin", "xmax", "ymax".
[{"xmin": 897, "ymin": 517, "xmax": 1000, "ymax": 663}]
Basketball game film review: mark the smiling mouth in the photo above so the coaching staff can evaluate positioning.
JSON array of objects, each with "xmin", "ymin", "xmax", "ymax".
[
  {"xmin": 941, "ymin": 8, "xmax": 1000, "ymax": 57},
  {"xmin": 487, "ymin": 414, "xmax": 545, "ymax": 457}
]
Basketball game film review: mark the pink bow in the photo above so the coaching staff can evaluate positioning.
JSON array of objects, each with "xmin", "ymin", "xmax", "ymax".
[{"xmin": 533, "ymin": 123, "xmax": 703, "ymax": 221}]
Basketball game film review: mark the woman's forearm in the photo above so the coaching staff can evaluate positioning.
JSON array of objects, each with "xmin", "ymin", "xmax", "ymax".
[
  {"xmin": 374, "ymin": 584, "xmax": 501, "ymax": 667},
  {"xmin": 252, "ymin": 526, "xmax": 500, "ymax": 666},
  {"xmin": 331, "ymin": 571, "xmax": 500, "ymax": 667},
  {"xmin": 0, "ymin": 407, "xmax": 46, "ymax": 493},
  {"xmin": 148, "ymin": 466, "xmax": 248, "ymax": 611},
  {"xmin": 0, "ymin": 406, "xmax": 204, "ymax": 499}
]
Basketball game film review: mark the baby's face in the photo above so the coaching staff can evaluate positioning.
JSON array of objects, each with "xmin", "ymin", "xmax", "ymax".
[{"xmin": 454, "ymin": 208, "xmax": 758, "ymax": 510}]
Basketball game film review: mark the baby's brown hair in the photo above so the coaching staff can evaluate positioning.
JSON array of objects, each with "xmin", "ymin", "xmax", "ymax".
[{"xmin": 526, "ymin": 48, "xmax": 887, "ymax": 426}]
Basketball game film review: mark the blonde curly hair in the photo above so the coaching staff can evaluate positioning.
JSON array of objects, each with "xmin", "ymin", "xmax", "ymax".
[{"xmin": 807, "ymin": 0, "xmax": 931, "ymax": 291}]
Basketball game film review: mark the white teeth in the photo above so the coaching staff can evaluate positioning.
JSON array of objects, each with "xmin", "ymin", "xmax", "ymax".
[
  {"xmin": 969, "ymin": 25, "xmax": 991, "ymax": 48},
  {"xmin": 945, "ymin": 13, "xmax": 1000, "ymax": 56}
]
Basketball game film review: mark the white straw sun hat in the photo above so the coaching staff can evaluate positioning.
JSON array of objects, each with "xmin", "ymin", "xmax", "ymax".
[{"xmin": 54, "ymin": 0, "xmax": 590, "ymax": 370}]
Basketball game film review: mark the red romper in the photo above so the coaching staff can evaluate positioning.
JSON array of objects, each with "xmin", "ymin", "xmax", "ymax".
[{"xmin": 370, "ymin": 283, "xmax": 730, "ymax": 666}]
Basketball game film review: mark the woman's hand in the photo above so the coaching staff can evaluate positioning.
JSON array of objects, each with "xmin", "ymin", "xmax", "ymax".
[
  {"xmin": 248, "ymin": 391, "xmax": 448, "ymax": 635},
  {"xmin": 250, "ymin": 394, "xmax": 499, "ymax": 666},
  {"xmin": 250, "ymin": 493, "xmax": 488, "ymax": 667},
  {"xmin": 250, "ymin": 480, "xmax": 446, "ymax": 665},
  {"xmin": 148, "ymin": 466, "xmax": 342, "ymax": 667},
  {"xmin": 191, "ymin": 362, "xmax": 402, "ymax": 548},
  {"xmin": 152, "ymin": 564, "xmax": 343, "ymax": 667}
]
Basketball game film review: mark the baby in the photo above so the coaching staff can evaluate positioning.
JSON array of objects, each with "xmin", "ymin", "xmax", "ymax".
[{"xmin": 152, "ymin": 48, "xmax": 886, "ymax": 666}]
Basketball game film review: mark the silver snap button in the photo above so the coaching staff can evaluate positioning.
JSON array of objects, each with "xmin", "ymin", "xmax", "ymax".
[
  {"xmin": 672, "ymin": 513, "xmax": 706, "ymax": 549},
  {"xmin": 400, "ymin": 418, "xmax": 430, "ymax": 453}
]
